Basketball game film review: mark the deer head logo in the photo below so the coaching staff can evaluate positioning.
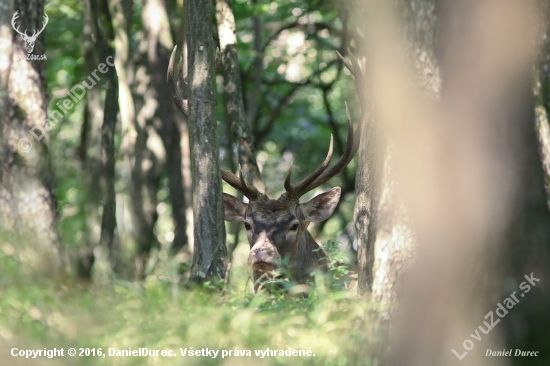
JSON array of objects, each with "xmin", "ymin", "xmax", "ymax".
[{"xmin": 11, "ymin": 11, "xmax": 49, "ymax": 54}]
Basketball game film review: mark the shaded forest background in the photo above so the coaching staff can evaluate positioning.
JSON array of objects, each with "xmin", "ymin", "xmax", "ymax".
[
  {"xmin": 1, "ymin": 0, "xmax": 550, "ymax": 365},
  {"xmin": 45, "ymin": 0, "xmax": 361, "ymax": 282}
]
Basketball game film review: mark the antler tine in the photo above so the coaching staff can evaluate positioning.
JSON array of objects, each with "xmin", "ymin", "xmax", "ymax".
[
  {"xmin": 168, "ymin": 46, "xmax": 222, "ymax": 116},
  {"xmin": 221, "ymin": 167, "xmax": 261, "ymax": 200},
  {"xmin": 11, "ymin": 11, "xmax": 27, "ymax": 37},
  {"xmin": 239, "ymin": 169, "xmax": 261, "ymax": 199},
  {"xmin": 38, "ymin": 13, "xmax": 49, "ymax": 33},
  {"xmin": 167, "ymin": 45, "xmax": 189, "ymax": 116},
  {"xmin": 285, "ymin": 135, "xmax": 334, "ymax": 198},
  {"xmin": 336, "ymin": 50, "xmax": 353, "ymax": 74},
  {"xmin": 282, "ymin": 49, "xmax": 364, "ymax": 200},
  {"xmin": 308, "ymin": 102, "xmax": 361, "ymax": 189},
  {"xmin": 284, "ymin": 161, "xmax": 294, "ymax": 192}
]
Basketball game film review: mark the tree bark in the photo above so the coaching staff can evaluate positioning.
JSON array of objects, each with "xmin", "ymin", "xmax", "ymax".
[
  {"xmin": 215, "ymin": 0, "xmax": 263, "ymax": 189},
  {"xmin": 354, "ymin": 107, "xmax": 380, "ymax": 294},
  {"xmin": 186, "ymin": 0, "xmax": 227, "ymax": 283},
  {"xmin": 0, "ymin": 0, "xmax": 63, "ymax": 275}
]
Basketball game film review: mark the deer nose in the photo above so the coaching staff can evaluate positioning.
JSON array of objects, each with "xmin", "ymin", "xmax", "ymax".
[
  {"xmin": 248, "ymin": 239, "xmax": 281, "ymax": 269},
  {"xmin": 252, "ymin": 246, "xmax": 274, "ymax": 261},
  {"xmin": 252, "ymin": 247, "xmax": 275, "ymax": 262}
]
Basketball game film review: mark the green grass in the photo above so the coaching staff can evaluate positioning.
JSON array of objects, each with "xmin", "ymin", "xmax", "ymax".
[{"xmin": 0, "ymin": 242, "xmax": 381, "ymax": 366}]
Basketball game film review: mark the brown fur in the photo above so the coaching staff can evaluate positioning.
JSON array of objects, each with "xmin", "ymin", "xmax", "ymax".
[{"xmin": 224, "ymin": 188, "xmax": 340, "ymax": 290}]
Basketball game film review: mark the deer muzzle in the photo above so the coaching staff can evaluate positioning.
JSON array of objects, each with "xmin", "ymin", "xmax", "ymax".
[{"xmin": 248, "ymin": 235, "xmax": 281, "ymax": 272}]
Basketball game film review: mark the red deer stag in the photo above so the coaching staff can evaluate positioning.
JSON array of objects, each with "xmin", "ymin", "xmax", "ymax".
[{"xmin": 168, "ymin": 46, "xmax": 364, "ymax": 290}]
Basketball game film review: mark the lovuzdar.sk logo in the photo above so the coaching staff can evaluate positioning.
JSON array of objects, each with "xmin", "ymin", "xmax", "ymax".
[{"xmin": 11, "ymin": 10, "xmax": 48, "ymax": 60}]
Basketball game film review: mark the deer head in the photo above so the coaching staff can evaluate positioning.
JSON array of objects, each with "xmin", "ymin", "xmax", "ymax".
[
  {"xmin": 11, "ymin": 11, "xmax": 49, "ymax": 54},
  {"xmin": 220, "ymin": 118, "xmax": 359, "ymax": 286},
  {"xmin": 167, "ymin": 46, "xmax": 364, "ymax": 289}
]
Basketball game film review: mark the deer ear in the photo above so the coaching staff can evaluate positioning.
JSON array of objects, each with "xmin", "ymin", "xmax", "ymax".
[
  {"xmin": 223, "ymin": 193, "xmax": 248, "ymax": 222},
  {"xmin": 300, "ymin": 187, "xmax": 341, "ymax": 222}
]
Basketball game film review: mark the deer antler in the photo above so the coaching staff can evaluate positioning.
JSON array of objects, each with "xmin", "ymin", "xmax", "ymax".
[
  {"xmin": 11, "ymin": 11, "xmax": 28, "ymax": 39},
  {"xmin": 221, "ymin": 167, "xmax": 262, "ymax": 200},
  {"xmin": 168, "ymin": 45, "xmax": 222, "ymax": 116},
  {"xmin": 167, "ymin": 46, "xmax": 260, "ymax": 199},
  {"xmin": 284, "ymin": 49, "xmax": 365, "ymax": 199},
  {"xmin": 167, "ymin": 45, "xmax": 190, "ymax": 116},
  {"xmin": 27, "ymin": 13, "xmax": 49, "ymax": 41}
]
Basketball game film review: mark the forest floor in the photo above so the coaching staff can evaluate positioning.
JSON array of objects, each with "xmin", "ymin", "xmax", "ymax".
[{"xmin": 0, "ymin": 241, "xmax": 381, "ymax": 366}]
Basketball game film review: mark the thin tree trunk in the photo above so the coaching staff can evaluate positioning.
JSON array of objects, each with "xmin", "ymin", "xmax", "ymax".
[
  {"xmin": 0, "ymin": 0, "xmax": 63, "ymax": 275},
  {"xmin": 107, "ymin": 0, "xmax": 137, "ymax": 267},
  {"xmin": 166, "ymin": 0, "xmax": 194, "ymax": 255},
  {"xmin": 221, "ymin": 89, "xmax": 242, "ymax": 259},
  {"xmin": 75, "ymin": 3, "xmax": 104, "ymax": 278},
  {"xmin": 129, "ymin": 53, "xmax": 162, "ymax": 280},
  {"xmin": 215, "ymin": 0, "xmax": 263, "ymax": 189},
  {"xmin": 88, "ymin": 0, "xmax": 119, "ymax": 272},
  {"xmin": 186, "ymin": 0, "xmax": 227, "ymax": 283},
  {"xmin": 354, "ymin": 107, "xmax": 379, "ymax": 294},
  {"xmin": 143, "ymin": 0, "xmax": 190, "ymax": 254}
]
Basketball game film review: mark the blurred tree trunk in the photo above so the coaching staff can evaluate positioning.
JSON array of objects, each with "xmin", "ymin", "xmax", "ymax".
[
  {"xmin": 143, "ymin": 0, "xmax": 190, "ymax": 256},
  {"xmin": 166, "ymin": 0, "xmax": 194, "ymax": 255},
  {"xmin": 0, "ymin": 0, "xmax": 63, "ymax": 274},
  {"xmin": 536, "ymin": 5, "xmax": 550, "ymax": 205},
  {"xmin": 378, "ymin": 0, "xmax": 550, "ymax": 364},
  {"xmin": 88, "ymin": 0, "xmax": 120, "ymax": 275},
  {"xmin": 106, "ymin": 0, "xmax": 140, "ymax": 277},
  {"xmin": 353, "ymin": 0, "xmax": 438, "ymax": 305},
  {"xmin": 75, "ymin": 3, "xmax": 104, "ymax": 279},
  {"xmin": 186, "ymin": 0, "xmax": 227, "ymax": 283},
  {"xmin": 499, "ymin": 78, "xmax": 550, "ymax": 366},
  {"xmin": 129, "ymin": 42, "xmax": 163, "ymax": 280}
]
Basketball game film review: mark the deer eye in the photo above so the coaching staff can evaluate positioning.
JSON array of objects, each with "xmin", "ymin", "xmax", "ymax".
[
  {"xmin": 244, "ymin": 222, "xmax": 252, "ymax": 231},
  {"xmin": 289, "ymin": 223, "xmax": 299, "ymax": 231}
]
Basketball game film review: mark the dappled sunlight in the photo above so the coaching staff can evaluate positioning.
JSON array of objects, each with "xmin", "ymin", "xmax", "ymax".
[{"xmin": 0, "ymin": 247, "xmax": 378, "ymax": 366}]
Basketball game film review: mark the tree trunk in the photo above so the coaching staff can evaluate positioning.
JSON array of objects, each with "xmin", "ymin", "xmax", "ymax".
[
  {"xmin": 215, "ymin": 0, "xmax": 263, "ymax": 189},
  {"xmin": 354, "ymin": 0, "xmax": 438, "ymax": 306},
  {"xmin": 75, "ymin": 3, "xmax": 104, "ymax": 279},
  {"xmin": 129, "ymin": 41, "xmax": 163, "ymax": 280},
  {"xmin": 88, "ymin": 0, "xmax": 120, "ymax": 274},
  {"xmin": 0, "ymin": 0, "xmax": 63, "ymax": 275},
  {"xmin": 186, "ymin": 0, "xmax": 227, "ymax": 283},
  {"xmin": 143, "ymin": 0, "xmax": 190, "ymax": 256},
  {"xmin": 354, "ymin": 120, "xmax": 379, "ymax": 294},
  {"xmin": 370, "ymin": 0, "xmax": 550, "ymax": 364},
  {"xmin": 166, "ymin": 0, "xmax": 194, "ymax": 255},
  {"xmin": 535, "ymin": 7, "xmax": 550, "ymax": 206}
]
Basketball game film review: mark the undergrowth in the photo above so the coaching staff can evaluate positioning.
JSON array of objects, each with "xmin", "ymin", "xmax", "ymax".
[{"xmin": 0, "ymin": 241, "xmax": 381, "ymax": 366}]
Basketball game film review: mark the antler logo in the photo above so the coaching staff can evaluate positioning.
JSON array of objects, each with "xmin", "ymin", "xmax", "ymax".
[{"xmin": 11, "ymin": 11, "xmax": 49, "ymax": 54}]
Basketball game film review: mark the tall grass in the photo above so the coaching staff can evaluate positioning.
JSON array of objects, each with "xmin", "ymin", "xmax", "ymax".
[{"xmin": 0, "ymin": 241, "xmax": 381, "ymax": 366}]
